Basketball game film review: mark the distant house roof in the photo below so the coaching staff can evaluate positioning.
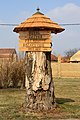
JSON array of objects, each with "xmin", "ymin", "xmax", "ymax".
[
  {"xmin": 61, "ymin": 56, "xmax": 70, "ymax": 63},
  {"xmin": 0, "ymin": 48, "xmax": 16, "ymax": 58},
  {"xmin": 70, "ymin": 50, "xmax": 80, "ymax": 62},
  {"xmin": 0, "ymin": 48, "xmax": 16, "ymax": 54},
  {"xmin": 51, "ymin": 54, "xmax": 58, "ymax": 61}
]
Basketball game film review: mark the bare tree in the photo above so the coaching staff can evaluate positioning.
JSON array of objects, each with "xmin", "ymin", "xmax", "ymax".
[{"xmin": 64, "ymin": 48, "xmax": 80, "ymax": 57}]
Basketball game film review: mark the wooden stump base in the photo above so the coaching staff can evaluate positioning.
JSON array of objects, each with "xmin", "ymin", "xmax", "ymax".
[{"xmin": 25, "ymin": 52, "xmax": 55, "ymax": 111}]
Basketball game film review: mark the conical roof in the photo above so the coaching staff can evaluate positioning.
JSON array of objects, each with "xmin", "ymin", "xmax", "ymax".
[{"xmin": 13, "ymin": 9, "xmax": 65, "ymax": 33}]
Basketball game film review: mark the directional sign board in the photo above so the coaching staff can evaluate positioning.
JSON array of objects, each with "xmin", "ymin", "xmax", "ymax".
[
  {"xmin": 19, "ymin": 43, "xmax": 51, "ymax": 48},
  {"xmin": 19, "ymin": 47, "xmax": 52, "ymax": 52},
  {"xmin": 19, "ymin": 31, "xmax": 51, "ymax": 40},
  {"xmin": 18, "ymin": 39, "xmax": 52, "ymax": 52},
  {"xmin": 19, "ymin": 39, "xmax": 52, "ymax": 43}
]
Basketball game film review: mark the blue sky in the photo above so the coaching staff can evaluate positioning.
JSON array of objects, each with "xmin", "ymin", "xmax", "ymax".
[{"xmin": 0, "ymin": 0, "xmax": 80, "ymax": 55}]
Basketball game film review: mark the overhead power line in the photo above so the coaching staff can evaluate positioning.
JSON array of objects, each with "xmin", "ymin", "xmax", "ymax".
[
  {"xmin": 59, "ymin": 23, "xmax": 80, "ymax": 26},
  {"xmin": 0, "ymin": 23, "xmax": 80, "ymax": 26},
  {"xmin": 0, "ymin": 24, "xmax": 19, "ymax": 26}
]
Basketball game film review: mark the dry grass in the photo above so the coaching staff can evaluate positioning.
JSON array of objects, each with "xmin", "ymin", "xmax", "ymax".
[{"xmin": 0, "ymin": 78, "xmax": 80, "ymax": 120}]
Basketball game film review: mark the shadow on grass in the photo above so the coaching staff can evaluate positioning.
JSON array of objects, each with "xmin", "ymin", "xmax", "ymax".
[{"xmin": 56, "ymin": 98, "xmax": 75, "ymax": 104}]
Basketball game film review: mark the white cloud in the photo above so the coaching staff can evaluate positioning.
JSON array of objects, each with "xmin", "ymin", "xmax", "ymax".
[
  {"xmin": 47, "ymin": 3, "xmax": 80, "ymax": 56},
  {"xmin": 47, "ymin": 3, "xmax": 80, "ymax": 23}
]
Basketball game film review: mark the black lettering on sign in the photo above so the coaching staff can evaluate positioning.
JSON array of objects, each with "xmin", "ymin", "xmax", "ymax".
[{"xmin": 29, "ymin": 31, "xmax": 42, "ymax": 40}]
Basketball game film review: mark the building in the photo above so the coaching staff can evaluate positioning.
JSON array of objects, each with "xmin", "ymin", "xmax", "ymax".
[
  {"xmin": 0, "ymin": 48, "xmax": 17, "ymax": 64},
  {"xmin": 70, "ymin": 50, "xmax": 80, "ymax": 63},
  {"xmin": 61, "ymin": 56, "xmax": 70, "ymax": 63},
  {"xmin": 51, "ymin": 54, "xmax": 58, "ymax": 62}
]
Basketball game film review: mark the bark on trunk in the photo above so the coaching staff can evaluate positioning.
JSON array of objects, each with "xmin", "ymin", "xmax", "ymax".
[{"xmin": 25, "ymin": 52, "xmax": 55, "ymax": 111}]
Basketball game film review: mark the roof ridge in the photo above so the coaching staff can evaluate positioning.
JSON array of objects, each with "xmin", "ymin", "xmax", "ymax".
[{"xmin": 32, "ymin": 11, "xmax": 44, "ymax": 16}]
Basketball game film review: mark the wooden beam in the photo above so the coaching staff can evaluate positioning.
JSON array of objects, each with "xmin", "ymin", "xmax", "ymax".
[
  {"xmin": 19, "ymin": 42, "xmax": 51, "ymax": 48},
  {"xmin": 19, "ymin": 39, "xmax": 52, "ymax": 43},
  {"xmin": 19, "ymin": 47, "xmax": 52, "ymax": 52}
]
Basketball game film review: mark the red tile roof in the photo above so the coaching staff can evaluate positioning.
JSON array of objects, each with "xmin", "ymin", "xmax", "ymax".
[
  {"xmin": 51, "ymin": 54, "xmax": 58, "ymax": 61},
  {"xmin": 61, "ymin": 56, "xmax": 70, "ymax": 63}
]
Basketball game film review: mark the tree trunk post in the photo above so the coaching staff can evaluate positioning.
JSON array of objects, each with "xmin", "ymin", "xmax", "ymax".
[{"xmin": 25, "ymin": 51, "xmax": 55, "ymax": 111}]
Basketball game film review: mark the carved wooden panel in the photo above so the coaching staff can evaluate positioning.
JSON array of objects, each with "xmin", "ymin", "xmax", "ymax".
[
  {"xmin": 19, "ymin": 39, "xmax": 52, "ymax": 51},
  {"xmin": 19, "ymin": 43, "xmax": 51, "ymax": 48},
  {"xmin": 19, "ymin": 31, "xmax": 51, "ymax": 40},
  {"xmin": 19, "ymin": 39, "xmax": 52, "ymax": 43}
]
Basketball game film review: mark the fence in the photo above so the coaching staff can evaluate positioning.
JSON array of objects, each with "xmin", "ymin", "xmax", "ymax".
[{"xmin": 51, "ymin": 56, "xmax": 80, "ymax": 78}]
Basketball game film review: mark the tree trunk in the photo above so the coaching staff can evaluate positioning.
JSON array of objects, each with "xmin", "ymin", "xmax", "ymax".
[{"xmin": 25, "ymin": 52, "xmax": 55, "ymax": 111}]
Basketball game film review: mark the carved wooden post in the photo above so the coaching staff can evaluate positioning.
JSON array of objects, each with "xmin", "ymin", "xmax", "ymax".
[{"xmin": 13, "ymin": 8, "xmax": 64, "ymax": 111}]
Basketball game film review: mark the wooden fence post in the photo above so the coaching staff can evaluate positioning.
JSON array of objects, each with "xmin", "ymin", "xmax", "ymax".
[{"xmin": 58, "ymin": 54, "xmax": 61, "ymax": 78}]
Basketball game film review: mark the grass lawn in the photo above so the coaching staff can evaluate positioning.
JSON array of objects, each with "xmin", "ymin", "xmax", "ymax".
[{"xmin": 0, "ymin": 78, "xmax": 80, "ymax": 120}]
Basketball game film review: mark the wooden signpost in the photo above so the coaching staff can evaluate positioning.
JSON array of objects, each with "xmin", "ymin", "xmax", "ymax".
[{"xmin": 13, "ymin": 8, "xmax": 64, "ymax": 112}]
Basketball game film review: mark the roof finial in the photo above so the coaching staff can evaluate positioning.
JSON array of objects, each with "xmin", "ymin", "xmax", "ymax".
[{"xmin": 36, "ymin": 7, "xmax": 40, "ymax": 12}]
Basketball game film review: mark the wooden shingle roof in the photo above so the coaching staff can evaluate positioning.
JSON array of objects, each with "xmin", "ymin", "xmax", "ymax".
[
  {"xmin": 14, "ymin": 9, "xmax": 65, "ymax": 33},
  {"xmin": 0, "ymin": 48, "xmax": 16, "ymax": 59}
]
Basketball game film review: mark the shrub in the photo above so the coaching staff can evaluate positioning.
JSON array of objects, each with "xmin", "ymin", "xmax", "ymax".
[{"xmin": 0, "ymin": 60, "xmax": 25, "ymax": 88}]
